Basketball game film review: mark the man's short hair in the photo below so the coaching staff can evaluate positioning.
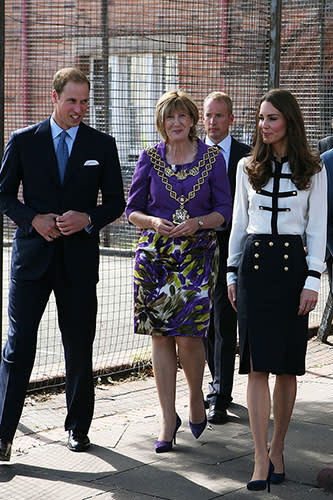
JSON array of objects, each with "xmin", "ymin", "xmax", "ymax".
[
  {"xmin": 203, "ymin": 91, "xmax": 233, "ymax": 115},
  {"xmin": 52, "ymin": 67, "xmax": 90, "ymax": 95}
]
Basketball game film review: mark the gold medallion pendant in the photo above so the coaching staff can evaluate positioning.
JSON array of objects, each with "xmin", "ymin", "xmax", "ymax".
[
  {"xmin": 172, "ymin": 195, "xmax": 189, "ymax": 225},
  {"xmin": 172, "ymin": 208, "xmax": 189, "ymax": 225}
]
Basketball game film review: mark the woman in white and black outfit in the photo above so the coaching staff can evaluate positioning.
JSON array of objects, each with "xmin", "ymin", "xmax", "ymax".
[{"xmin": 227, "ymin": 89, "xmax": 327, "ymax": 492}]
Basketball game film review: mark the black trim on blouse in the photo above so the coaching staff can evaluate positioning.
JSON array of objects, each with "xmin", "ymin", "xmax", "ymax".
[
  {"xmin": 227, "ymin": 266, "xmax": 238, "ymax": 274},
  {"xmin": 307, "ymin": 270, "xmax": 321, "ymax": 279},
  {"xmin": 256, "ymin": 189, "xmax": 297, "ymax": 198},
  {"xmin": 256, "ymin": 158, "xmax": 296, "ymax": 235},
  {"xmin": 259, "ymin": 206, "xmax": 291, "ymax": 212}
]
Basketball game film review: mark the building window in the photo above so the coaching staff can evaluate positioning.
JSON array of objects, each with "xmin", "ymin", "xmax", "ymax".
[{"xmin": 90, "ymin": 53, "xmax": 178, "ymax": 171}]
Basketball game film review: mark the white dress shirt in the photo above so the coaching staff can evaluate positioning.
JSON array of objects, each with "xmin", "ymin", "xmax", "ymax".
[
  {"xmin": 205, "ymin": 134, "xmax": 232, "ymax": 171},
  {"xmin": 227, "ymin": 157, "xmax": 327, "ymax": 292}
]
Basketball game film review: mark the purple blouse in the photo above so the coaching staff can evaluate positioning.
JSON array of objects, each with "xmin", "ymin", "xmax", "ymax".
[{"xmin": 126, "ymin": 139, "xmax": 232, "ymax": 225}]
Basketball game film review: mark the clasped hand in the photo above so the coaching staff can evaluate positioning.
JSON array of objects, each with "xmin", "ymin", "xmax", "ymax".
[
  {"xmin": 152, "ymin": 217, "xmax": 198, "ymax": 237},
  {"xmin": 32, "ymin": 211, "xmax": 89, "ymax": 242}
]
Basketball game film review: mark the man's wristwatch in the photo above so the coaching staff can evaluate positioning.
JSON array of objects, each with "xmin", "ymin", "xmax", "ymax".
[{"xmin": 198, "ymin": 216, "xmax": 204, "ymax": 228}]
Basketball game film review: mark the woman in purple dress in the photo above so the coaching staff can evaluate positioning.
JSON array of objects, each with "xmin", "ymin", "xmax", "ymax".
[{"xmin": 126, "ymin": 90, "xmax": 232, "ymax": 452}]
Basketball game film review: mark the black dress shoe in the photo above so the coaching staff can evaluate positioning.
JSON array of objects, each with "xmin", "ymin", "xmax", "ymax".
[
  {"xmin": 67, "ymin": 431, "xmax": 90, "ymax": 452},
  {"xmin": 207, "ymin": 404, "xmax": 228, "ymax": 424},
  {"xmin": 0, "ymin": 438, "xmax": 12, "ymax": 461}
]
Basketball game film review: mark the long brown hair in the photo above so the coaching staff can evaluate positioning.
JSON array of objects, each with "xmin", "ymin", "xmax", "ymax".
[{"xmin": 246, "ymin": 89, "xmax": 321, "ymax": 190}]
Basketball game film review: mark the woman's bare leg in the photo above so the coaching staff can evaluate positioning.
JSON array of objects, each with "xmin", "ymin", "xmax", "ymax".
[
  {"xmin": 152, "ymin": 335, "xmax": 178, "ymax": 441},
  {"xmin": 269, "ymin": 374, "xmax": 297, "ymax": 473},
  {"xmin": 176, "ymin": 337, "xmax": 206, "ymax": 423},
  {"xmin": 247, "ymin": 367, "xmax": 271, "ymax": 481}
]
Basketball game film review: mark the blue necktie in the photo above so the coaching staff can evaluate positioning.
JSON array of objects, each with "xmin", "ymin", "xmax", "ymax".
[{"xmin": 56, "ymin": 130, "xmax": 69, "ymax": 183}]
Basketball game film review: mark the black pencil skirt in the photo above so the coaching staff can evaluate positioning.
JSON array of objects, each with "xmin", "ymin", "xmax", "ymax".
[{"xmin": 237, "ymin": 234, "xmax": 309, "ymax": 375}]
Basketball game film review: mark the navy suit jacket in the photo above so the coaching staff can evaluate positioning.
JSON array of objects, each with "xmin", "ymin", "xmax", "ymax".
[
  {"xmin": 228, "ymin": 137, "xmax": 251, "ymax": 200},
  {"xmin": 321, "ymin": 148, "xmax": 333, "ymax": 257},
  {"xmin": 318, "ymin": 135, "xmax": 333, "ymax": 155},
  {"xmin": 0, "ymin": 118, "xmax": 125, "ymax": 283}
]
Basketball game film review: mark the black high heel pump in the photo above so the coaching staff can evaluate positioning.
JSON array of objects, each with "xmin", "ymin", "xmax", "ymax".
[
  {"xmin": 247, "ymin": 460, "xmax": 274, "ymax": 493},
  {"xmin": 270, "ymin": 454, "xmax": 285, "ymax": 484}
]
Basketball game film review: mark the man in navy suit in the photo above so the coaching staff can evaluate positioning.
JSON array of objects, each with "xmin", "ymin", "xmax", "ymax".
[
  {"xmin": 203, "ymin": 92, "xmax": 250, "ymax": 424},
  {"xmin": 321, "ymin": 147, "xmax": 333, "ymax": 283},
  {"xmin": 318, "ymin": 134, "xmax": 333, "ymax": 155},
  {"xmin": 0, "ymin": 67, "xmax": 125, "ymax": 460}
]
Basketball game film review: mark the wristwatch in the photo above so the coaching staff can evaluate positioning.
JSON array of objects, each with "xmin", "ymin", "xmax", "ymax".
[{"xmin": 198, "ymin": 216, "xmax": 204, "ymax": 228}]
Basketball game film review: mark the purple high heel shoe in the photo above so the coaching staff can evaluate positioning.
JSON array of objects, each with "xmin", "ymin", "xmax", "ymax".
[
  {"xmin": 189, "ymin": 415, "xmax": 207, "ymax": 439},
  {"xmin": 154, "ymin": 414, "xmax": 182, "ymax": 453}
]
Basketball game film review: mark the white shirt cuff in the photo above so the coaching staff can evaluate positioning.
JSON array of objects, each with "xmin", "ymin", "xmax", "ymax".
[
  {"xmin": 304, "ymin": 275, "xmax": 321, "ymax": 293},
  {"xmin": 227, "ymin": 272, "xmax": 238, "ymax": 286}
]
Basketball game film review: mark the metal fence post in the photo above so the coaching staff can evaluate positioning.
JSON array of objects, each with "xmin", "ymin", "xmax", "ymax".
[
  {"xmin": 0, "ymin": 0, "xmax": 4, "ymax": 358},
  {"xmin": 269, "ymin": 0, "xmax": 282, "ymax": 89},
  {"xmin": 101, "ymin": 0, "xmax": 111, "ymax": 247},
  {"xmin": 101, "ymin": 0, "xmax": 110, "ymax": 135},
  {"xmin": 318, "ymin": 0, "xmax": 326, "ymax": 135}
]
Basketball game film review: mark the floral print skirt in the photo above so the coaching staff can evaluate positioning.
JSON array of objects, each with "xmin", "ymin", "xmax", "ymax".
[{"xmin": 133, "ymin": 229, "xmax": 218, "ymax": 337}]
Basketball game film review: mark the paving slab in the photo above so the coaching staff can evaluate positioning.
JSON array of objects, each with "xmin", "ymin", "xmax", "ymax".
[{"xmin": 0, "ymin": 338, "xmax": 332, "ymax": 500}]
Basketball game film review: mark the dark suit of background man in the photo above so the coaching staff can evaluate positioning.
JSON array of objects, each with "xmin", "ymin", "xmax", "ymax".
[
  {"xmin": 318, "ymin": 134, "xmax": 333, "ymax": 154},
  {"xmin": 320, "ymin": 146, "xmax": 333, "ymax": 288},
  {"xmin": 0, "ymin": 67, "xmax": 125, "ymax": 461},
  {"xmin": 318, "ymin": 132, "xmax": 333, "ymax": 287},
  {"xmin": 203, "ymin": 92, "xmax": 250, "ymax": 424}
]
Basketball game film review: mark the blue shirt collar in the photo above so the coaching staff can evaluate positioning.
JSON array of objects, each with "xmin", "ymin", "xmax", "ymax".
[{"xmin": 50, "ymin": 115, "xmax": 79, "ymax": 142}]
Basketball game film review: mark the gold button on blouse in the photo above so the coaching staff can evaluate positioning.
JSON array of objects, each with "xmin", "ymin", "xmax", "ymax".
[
  {"xmin": 284, "ymin": 254, "xmax": 289, "ymax": 259},
  {"xmin": 254, "ymin": 253, "xmax": 259, "ymax": 258},
  {"xmin": 254, "ymin": 242, "xmax": 260, "ymax": 246},
  {"xmin": 254, "ymin": 265, "xmax": 259, "ymax": 270},
  {"xmin": 284, "ymin": 242, "xmax": 289, "ymax": 247},
  {"xmin": 269, "ymin": 241, "xmax": 274, "ymax": 246},
  {"xmin": 284, "ymin": 266, "xmax": 289, "ymax": 271}
]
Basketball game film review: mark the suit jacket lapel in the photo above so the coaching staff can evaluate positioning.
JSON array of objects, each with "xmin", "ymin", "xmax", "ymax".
[
  {"xmin": 34, "ymin": 118, "xmax": 61, "ymax": 186},
  {"xmin": 228, "ymin": 138, "xmax": 239, "ymax": 199}
]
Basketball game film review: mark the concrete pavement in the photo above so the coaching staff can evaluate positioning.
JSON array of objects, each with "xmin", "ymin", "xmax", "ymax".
[{"xmin": 0, "ymin": 336, "xmax": 332, "ymax": 499}]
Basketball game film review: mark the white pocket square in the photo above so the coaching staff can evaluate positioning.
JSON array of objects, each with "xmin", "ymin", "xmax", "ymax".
[{"xmin": 83, "ymin": 160, "xmax": 100, "ymax": 167}]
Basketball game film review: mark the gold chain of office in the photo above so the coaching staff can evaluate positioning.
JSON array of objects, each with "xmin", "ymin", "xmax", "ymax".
[{"xmin": 146, "ymin": 145, "xmax": 219, "ymax": 225}]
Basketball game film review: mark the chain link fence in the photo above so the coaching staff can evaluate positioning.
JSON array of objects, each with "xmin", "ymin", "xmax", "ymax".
[{"xmin": 1, "ymin": 0, "xmax": 332, "ymax": 389}]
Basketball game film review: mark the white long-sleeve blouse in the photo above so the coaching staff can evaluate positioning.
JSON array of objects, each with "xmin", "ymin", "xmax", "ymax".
[{"xmin": 227, "ymin": 157, "xmax": 327, "ymax": 292}]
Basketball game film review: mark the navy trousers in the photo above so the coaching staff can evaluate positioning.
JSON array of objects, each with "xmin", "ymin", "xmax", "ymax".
[
  {"xmin": 205, "ymin": 230, "xmax": 237, "ymax": 409},
  {"xmin": 0, "ymin": 251, "xmax": 97, "ymax": 442}
]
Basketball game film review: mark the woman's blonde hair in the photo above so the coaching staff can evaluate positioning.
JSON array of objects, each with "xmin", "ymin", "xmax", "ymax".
[{"xmin": 155, "ymin": 90, "xmax": 199, "ymax": 142}]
